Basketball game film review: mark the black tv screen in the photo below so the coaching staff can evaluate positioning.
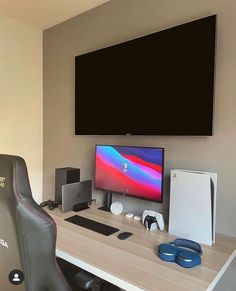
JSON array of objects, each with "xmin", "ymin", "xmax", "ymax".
[{"xmin": 75, "ymin": 15, "xmax": 216, "ymax": 136}]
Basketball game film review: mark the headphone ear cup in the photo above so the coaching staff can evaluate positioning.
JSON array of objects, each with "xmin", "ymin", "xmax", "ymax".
[
  {"xmin": 176, "ymin": 251, "xmax": 201, "ymax": 268},
  {"xmin": 157, "ymin": 244, "xmax": 178, "ymax": 262}
]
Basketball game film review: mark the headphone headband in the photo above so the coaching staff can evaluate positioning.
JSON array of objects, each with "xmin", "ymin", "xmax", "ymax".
[{"xmin": 169, "ymin": 239, "xmax": 202, "ymax": 255}]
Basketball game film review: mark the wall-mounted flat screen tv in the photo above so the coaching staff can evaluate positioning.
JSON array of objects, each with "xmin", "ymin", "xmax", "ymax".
[{"xmin": 75, "ymin": 15, "xmax": 216, "ymax": 136}]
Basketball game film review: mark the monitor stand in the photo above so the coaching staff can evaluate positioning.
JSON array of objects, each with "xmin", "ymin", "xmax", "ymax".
[{"xmin": 98, "ymin": 192, "xmax": 112, "ymax": 212}]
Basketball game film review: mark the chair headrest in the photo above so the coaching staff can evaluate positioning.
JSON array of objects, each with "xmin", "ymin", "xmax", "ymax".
[{"xmin": 0, "ymin": 154, "xmax": 32, "ymax": 201}]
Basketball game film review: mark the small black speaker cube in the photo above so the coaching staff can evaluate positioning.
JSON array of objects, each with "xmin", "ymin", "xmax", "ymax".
[{"xmin": 55, "ymin": 167, "xmax": 80, "ymax": 204}]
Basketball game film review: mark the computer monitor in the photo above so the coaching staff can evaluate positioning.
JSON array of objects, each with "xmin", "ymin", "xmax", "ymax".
[{"xmin": 94, "ymin": 145, "xmax": 164, "ymax": 210}]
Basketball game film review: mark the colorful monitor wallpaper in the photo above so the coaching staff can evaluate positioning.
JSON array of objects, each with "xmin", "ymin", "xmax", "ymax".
[{"xmin": 95, "ymin": 145, "xmax": 164, "ymax": 202}]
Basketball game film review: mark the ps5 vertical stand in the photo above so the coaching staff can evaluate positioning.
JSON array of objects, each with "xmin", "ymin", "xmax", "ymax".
[{"xmin": 168, "ymin": 169, "xmax": 217, "ymax": 245}]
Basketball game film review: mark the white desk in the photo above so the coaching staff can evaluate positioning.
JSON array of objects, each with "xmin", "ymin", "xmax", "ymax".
[{"xmin": 47, "ymin": 205, "xmax": 236, "ymax": 291}]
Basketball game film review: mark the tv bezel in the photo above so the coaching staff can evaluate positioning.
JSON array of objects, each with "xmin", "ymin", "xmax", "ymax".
[{"xmin": 94, "ymin": 144, "xmax": 165, "ymax": 203}]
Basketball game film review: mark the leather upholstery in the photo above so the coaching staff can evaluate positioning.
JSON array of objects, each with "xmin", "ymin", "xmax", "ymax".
[{"xmin": 0, "ymin": 154, "xmax": 71, "ymax": 291}]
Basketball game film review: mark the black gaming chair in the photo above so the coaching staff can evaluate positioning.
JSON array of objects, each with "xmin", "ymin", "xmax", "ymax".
[{"xmin": 0, "ymin": 154, "xmax": 102, "ymax": 291}]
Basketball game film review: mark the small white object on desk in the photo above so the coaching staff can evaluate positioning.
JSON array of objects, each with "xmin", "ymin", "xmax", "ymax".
[
  {"xmin": 134, "ymin": 215, "xmax": 141, "ymax": 221},
  {"xmin": 110, "ymin": 202, "xmax": 123, "ymax": 215},
  {"xmin": 125, "ymin": 213, "xmax": 134, "ymax": 219}
]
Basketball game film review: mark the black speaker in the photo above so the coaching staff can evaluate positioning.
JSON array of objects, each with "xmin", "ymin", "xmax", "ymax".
[{"xmin": 55, "ymin": 167, "xmax": 80, "ymax": 204}]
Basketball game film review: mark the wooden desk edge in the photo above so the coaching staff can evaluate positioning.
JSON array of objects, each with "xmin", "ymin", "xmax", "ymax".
[
  {"xmin": 56, "ymin": 249, "xmax": 143, "ymax": 291},
  {"xmin": 206, "ymin": 249, "xmax": 236, "ymax": 291}
]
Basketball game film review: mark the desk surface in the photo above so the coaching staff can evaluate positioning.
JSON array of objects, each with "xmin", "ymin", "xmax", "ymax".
[{"xmin": 48, "ymin": 205, "xmax": 236, "ymax": 291}]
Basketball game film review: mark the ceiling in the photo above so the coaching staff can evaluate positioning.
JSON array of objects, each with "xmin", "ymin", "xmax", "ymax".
[{"xmin": 0, "ymin": 0, "xmax": 110, "ymax": 30}]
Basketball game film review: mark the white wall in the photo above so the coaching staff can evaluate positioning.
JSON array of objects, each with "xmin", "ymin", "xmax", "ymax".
[
  {"xmin": 43, "ymin": 0, "xmax": 236, "ymax": 237},
  {"xmin": 0, "ymin": 14, "xmax": 43, "ymax": 202}
]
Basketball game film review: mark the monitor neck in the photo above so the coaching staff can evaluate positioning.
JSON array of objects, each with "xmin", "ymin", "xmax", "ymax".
[{"xmin": 98, "ymin": 192, "xmax": 112, "ymax": 212}]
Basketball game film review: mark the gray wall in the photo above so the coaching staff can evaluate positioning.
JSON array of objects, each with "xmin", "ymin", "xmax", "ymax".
[{"xmin": 43, "ymin": 0, "xmax": 236, "ymax": 237}]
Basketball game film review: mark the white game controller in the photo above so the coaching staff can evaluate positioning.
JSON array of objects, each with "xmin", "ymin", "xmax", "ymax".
[{"xmin": 142, "ymin": 209, "xmax": 165, "ymax": 231}]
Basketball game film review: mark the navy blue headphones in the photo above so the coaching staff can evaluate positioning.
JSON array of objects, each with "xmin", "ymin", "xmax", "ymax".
[{"xmin": 157, "ymin": 238, "xmax": 202, "ymax": 268}]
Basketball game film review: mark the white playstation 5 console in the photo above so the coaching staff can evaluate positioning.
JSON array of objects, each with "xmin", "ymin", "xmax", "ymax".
[{"xmin": 168, "ymin": 169, "xmax": 217, "ymax": 245}]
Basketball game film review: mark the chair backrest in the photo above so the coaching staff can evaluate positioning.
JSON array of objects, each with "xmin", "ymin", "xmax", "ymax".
[{"xmin": 0, "ymin": 154, "xmax": 71, "ymax": 291}]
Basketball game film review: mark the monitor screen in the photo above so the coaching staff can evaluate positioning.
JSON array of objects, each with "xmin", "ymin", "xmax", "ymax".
[{"xmin": 94, "ymin": 145, "xmax": 164, "ymax": 202}]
